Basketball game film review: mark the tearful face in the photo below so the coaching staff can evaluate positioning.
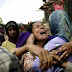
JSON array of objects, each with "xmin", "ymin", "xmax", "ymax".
[{"xmin": 32, "ymin": 22, "xmax": 48, "ymax": 40}]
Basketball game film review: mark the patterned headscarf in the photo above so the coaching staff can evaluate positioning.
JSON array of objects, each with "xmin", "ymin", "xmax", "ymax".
[{"xmin": 49, "ymin": 10, "xmax": 72, "ymax": 41}]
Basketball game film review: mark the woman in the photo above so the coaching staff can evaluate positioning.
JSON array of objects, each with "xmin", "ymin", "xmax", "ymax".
[
  {"xmin": 1, "ymin": 21, "xmax": 19, "ymax": 50},
  {"xmin": 48, "ymin": 10, "xmax": 72, "ymax": 61},
  {"xmin": 1, "ymin": 21, "xmax": 30, "ymax": 52},
  {"xmin": 12, "ymin": 20, "xmax": 72, "ymax": 71},
  {"xmin": 24, "ymin": 20, "xmax": 72, "ymax": 72},
  {"xmin": 14, "ymin": 21, "xmax": 53, "ymax": 72}
]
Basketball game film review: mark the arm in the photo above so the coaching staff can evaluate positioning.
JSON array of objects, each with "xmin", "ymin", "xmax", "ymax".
[{"xmin": 15, "ymin": 44, "xmax": 53, "ymax": 71}]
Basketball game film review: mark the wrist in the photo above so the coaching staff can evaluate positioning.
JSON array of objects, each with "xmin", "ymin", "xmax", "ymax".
[{"xmin": 24, "ymin": 45, "xmax": 29, "ymax": 52}]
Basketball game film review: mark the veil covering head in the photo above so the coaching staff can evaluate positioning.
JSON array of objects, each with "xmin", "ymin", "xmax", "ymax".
[
  {"xmin": 49, "ymin": 10, "xmax": 72, "ymax": 41},
  {"xmin": 5, "ymin": 21, "xmax": 19, "ymax": 37}
]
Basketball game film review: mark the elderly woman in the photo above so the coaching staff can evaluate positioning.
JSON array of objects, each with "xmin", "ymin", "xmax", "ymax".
[{"xmin": 15, "ymin": 21, "xmax": 53, "ymax": 72}]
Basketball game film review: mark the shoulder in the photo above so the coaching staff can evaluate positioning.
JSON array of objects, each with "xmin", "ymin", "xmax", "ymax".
[
  {"xmin": 1, "ymin": 40, "xmax": 16, "ymax": 50},
  {"xmin": 1, "ymin": 40, "xmax": 8, "ymax": 46}
]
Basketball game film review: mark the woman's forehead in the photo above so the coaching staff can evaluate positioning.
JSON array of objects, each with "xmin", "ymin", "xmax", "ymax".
[
  {"xmin": 33, "ymin": 22, "xmax": 43, "ymax": 26},
  {"xmin": 8, "ymin": 26, "xmax": 16, "ymax": 29}
]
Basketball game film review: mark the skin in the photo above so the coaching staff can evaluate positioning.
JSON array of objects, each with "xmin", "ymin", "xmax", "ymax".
[
  {"xmin": 32, "ymin": 22, "xmax": 48, "ymax": 43},
  {"xmin": 32, "ymin": 22, "xmax": 53, "ymax": 71},
  {"xmin": 15, "ymin": 22, "xmax": 53, "ymax": 71},
  {"xmin": 15, "ymin": 21, "xmax": 70, "ymax": 71},
  {"xmin": 56, "ymin": 40, "xmax": 72, "ymax": 61},
  {"xmin": 8, "ymin": 26, "xmax": 17, "ymax": 38},
  {"xmin": 27, "ymin": 22, "xmax": 69, "ymax": 69},
  {"xmin": 50, "ymin": 50, "xmax": 67, "ymax": 68}
]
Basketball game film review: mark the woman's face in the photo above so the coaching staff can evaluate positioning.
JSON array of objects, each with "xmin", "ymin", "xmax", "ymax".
[
  {"xmin": 32, "ymin": 22, "xmax": 48, "ymax": 41},
  {"xmin": 8, "ymin": 26, "xmax": 17, "ymax": 38}
]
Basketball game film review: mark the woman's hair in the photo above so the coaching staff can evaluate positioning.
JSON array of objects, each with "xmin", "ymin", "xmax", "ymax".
[
  {"xmin": 26, "ymin": 22, "xmax": 35, "ymax": 33},
  {"xmin": 5, "ymin": 21, "xmax": 19, "ymax": 36},
  {"xmin": 27, "ymin": 21, "xmax": 44, "ymax": 44},
  {"xmin": 27, "ymin": 21, "xmax": 43, "ymax": 33}
]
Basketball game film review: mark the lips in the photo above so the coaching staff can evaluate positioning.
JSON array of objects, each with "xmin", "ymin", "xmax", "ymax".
[{"xmin": 40, "ymin": 31, "xmax": 47, "ymax": 35}]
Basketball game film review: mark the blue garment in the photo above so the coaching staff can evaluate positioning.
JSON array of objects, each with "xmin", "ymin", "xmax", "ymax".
[{"xmin": 49, "ymin": 10, "xmax": 72, "ymax": 41}]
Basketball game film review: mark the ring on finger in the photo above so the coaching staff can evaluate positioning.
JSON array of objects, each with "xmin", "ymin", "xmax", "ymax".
[{"xmin": 66, "ymin": 54, "xmax": 68, "ymax": 57}]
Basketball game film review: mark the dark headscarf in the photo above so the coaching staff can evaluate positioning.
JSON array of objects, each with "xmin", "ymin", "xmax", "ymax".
[
  {"xmin": 5, "ymin": 21, "xmax": 19, "ymax": 37},
  {"xmin": 5, "ymin": 21, "xmax": 19, "ymax": 43}
]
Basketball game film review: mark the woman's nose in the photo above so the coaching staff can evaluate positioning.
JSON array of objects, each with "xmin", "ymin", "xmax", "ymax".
[
  {"xmin": 41, "ymin": 25, "xmax": 44, "ymax": 29},
  {"xmin": 11, "ymin": 30, "xmax": 14, "ymax": 33}
]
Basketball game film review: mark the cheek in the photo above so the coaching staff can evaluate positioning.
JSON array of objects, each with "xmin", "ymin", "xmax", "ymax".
[
  {"xmin": 8, "ymin": 31, "xmax": 11, "ymax": 35},
  {"xmin": 33, "ymin": 30, "xmax": 39, "ymax": 39},
  {"xmin": 14, "ymin": 31, "xmax": 17, "ymax": 34}
]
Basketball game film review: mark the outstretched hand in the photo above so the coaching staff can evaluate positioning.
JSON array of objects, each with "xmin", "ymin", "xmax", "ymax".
[{"xmin": 56, "ymin": 41, "xmax": 72, "ymax": 61}]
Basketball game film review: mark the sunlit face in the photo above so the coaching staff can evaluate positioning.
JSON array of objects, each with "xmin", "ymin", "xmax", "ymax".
[
  {"xmin": 32, "ymin": 22, "xmax": 48, "ymax": 41},
  {"xmin": 8, "ymin": 26, "xmax": 17, "ymax": 38}
]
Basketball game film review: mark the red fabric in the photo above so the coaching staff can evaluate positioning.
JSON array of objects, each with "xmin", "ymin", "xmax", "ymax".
[{"xmin": 53, "ymin": 0, "xmax": 64, "ymax": 11}]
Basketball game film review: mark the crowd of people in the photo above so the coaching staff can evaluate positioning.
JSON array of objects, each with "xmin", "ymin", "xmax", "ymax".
[{"xmin": 0, "ymin": 0, "xmax": 72, "ymax": 72}]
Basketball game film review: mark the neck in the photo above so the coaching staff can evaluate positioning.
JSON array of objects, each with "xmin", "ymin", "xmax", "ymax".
[
  {"xmin": 36, "ymin": 40, "xmax": 47, "ymax": 48},
  {"xmin": 8, "ymin": 36, "xmax": 18, "ymax": 44}
]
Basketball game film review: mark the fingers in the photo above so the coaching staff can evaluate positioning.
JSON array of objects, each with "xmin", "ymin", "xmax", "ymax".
[
  {"xmin": 38, "ymin": 52, "xmax": 44, "ymax": 69},
  {"xmin": 49, "ymin": 55, "xmax": 53, "ymax": 68},
  {"xmin": 58, "ymin": 51, "xmax": 68, "ymax": 61},
  {"xmin": 42, "ymin": 50, "xmax": 53, "ymax": 71},
  {"xmin": 56, "ymin": 44, "xmax": 67, "ymax": 54},
  {"xmin": 39, "ymin": 50, "xmax": 53, "ymax": 71},
  {"xmin": 41, "ymin": 50, "xmax": 48, "ymax": 71},
  {"xmin": 51, "ymin": 55, "xmax": 60, "ymax": 65}
]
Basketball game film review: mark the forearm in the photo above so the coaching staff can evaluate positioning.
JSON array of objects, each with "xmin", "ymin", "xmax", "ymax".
[
  {"xmin": 15, "ymin": 44, "xmax": 40, "ymax": 57},
  {"xmin": 15, "ymin": 45, "xmax": 28, "ymax": 57}
]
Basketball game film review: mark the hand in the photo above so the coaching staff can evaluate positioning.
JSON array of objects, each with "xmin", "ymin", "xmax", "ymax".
[
  {"xmin": 26, "ymin": 45, "xmax": 53, "ymax": 71},
  {"xmin": 50, "ymin": 50, "xmax": 58, "ymax": 55},
  {"xmin": 56, "ymin": 41, "xmax": 72, "ymax": 61},
  {"xmin": 26, "ymin": 33, "xmax": 34, "ymax": 45},
  {"xmin": 51, "ymin": 54, "xmax": 67, "ymax": 68}
]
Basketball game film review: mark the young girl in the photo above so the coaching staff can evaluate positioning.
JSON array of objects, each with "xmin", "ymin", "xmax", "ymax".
[{"xmin": 1, "ymin": 21, "xmax": 19, "ymax": 50}]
